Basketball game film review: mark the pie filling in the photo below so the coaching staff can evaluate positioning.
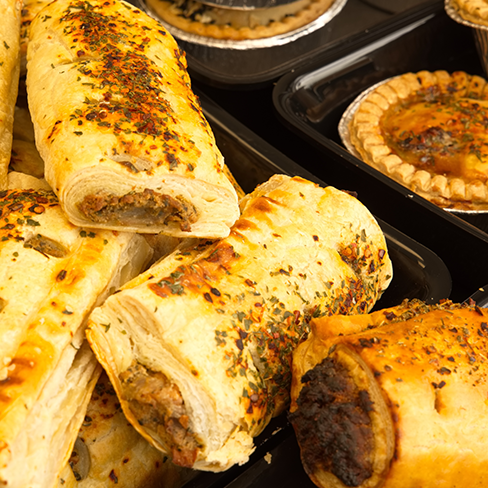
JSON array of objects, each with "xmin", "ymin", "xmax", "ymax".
[
  {"xmin": 159, "ymin": 0, "xmax": 312, "ymax": 28},
  {"xmin": 381, "ymin": 89, "xmax": 488, "ymax": 184},
  {"xmin": 145, "ymin": 0, "xmax": 335, "ymax": 39}
]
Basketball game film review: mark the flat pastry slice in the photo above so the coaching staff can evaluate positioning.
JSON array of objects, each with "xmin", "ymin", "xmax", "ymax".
[
  {"xmin": 86, "ymin": 174, "xmax": 392, "ymax": 472},
  {"xmin": 26, "ymin": 0, "xmax": 239, "ymax": 237},
  {"xmin": 0, "ymin": 0, "xmax": 21, "ymax": 190},
  {"xmin": 145, "ymin": 0, "xmax": 336, "ymax": 41},
  {"xmin": 290, "ymin": 299, "xmax": 488, "ymax": 488},
  {"xmin": 60, "ymin": 372, "xmax": 194, "ymax": 488},
  {"xmin": 0, "ymin": 184, "xmax": 152, "ymax": 487},
  {"xmin": 347, "ymin": 70, "xmax": 488, "ymax": 210}
]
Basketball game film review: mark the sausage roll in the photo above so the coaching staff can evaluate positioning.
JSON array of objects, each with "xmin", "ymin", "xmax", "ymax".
[
  {"xmin": 290, "ymin": 299, "xmax": 488, "ymax": 488},
  {"xmin": 26, "ymin": 0, "xmax": 239, "ymax": 237},
  {"xmin": 0, "ymin": 185, "xmax": 152, "ymax": 487},
  {"xmin": 86, "ymin": 175, "xmax": 393, "ymax": 472},
  {"xmin": 0, "ymin": 0, "xmax": 21, "ymax": 190},
  {"xmin": 60, "ymin": 372, "xmax": 194, "ymax": 488}
]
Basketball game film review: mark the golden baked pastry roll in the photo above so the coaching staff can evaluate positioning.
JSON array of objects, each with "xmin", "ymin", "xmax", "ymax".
[
  {"xmin": 86, "ymin": 175, "xmax": 393, "ymax": 472},
  {"xmin": 0, "ymin": 0, "xmax": 21, "ymax": 190},
  {"xmin": 60, "ymin": 372, "xmax": 194, "ymax": 488},
  {"xmin": 26, "ymin": 0, "xmax": 239, "ymax": 237},
  {"xmin": 290, "ymin": 299, "xmax": 488, "ymax": 488},
  {"xmin": 0, "ymin": 185, "xmax": 152, "ymax": 487},
  {"xmin": 19, "ymin": 0, "xmax": 50, "ymax": 76}
]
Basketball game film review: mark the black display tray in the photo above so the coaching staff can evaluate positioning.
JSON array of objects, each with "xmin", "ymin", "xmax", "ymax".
[
  {"xmin": 468, "ymin": 285, "xmax": 488, "ymax": 308},
  {"xmin": 186, "ymin": 90, "xmax": 453, "ymax": 488},
  {"xmin": 273, "ymin": 1, "xmax": 488, "ymax": 230},
  {"xmin": 172, "ymin": 0, "xmax": 436, "ymax": 89}
]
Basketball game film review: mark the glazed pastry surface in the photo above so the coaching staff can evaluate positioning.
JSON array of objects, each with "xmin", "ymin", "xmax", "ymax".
[{"xmin": 87, "ymin": 175, "xmax": 393, "ymax": 472}]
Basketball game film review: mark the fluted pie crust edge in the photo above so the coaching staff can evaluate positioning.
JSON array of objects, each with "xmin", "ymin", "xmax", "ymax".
[
  {"xmin": 145, "ymin": 0, "xmax": 335, "ymax": 41},
  {"xmin": 348, "ymin": 70, "xmax": 488, "ymax": 211},
  {"xmin": 451, "ymin": 0, "xmax": 488, "ymax": 27}
]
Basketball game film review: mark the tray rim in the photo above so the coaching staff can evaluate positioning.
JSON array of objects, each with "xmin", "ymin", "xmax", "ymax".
[
  {"xmin": 176, "ymin": 0, "xmax": 444, "ymax": 88},
  {"xmin": 271, "ymin": 3, "xmax": 488, "ymax": 246}
]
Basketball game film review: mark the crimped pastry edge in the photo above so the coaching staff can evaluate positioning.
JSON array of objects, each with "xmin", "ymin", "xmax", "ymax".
[
  {"xmin": 340, "ymin": 70, "xmax": 488, "ymax": 211},
  {"xmin": 140, "ymin": 0, "xmax": 347, "ymax": 48}
]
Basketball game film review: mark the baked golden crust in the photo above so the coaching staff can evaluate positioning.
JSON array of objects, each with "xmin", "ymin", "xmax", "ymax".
[
  {"xmin": 145, "ymin": 0, "xmax": 336, "ymax": 41},
  {"xmin": 290, "ymin": 299, "xmax": 488, "ymax": 488},
  {"xmin": 0, "ymin": 0, "xmax": 21, "ymax": 190},
  {"xmin": 450, "ymin": 0, "xmax": 488, "ymax": 26},
  {"xmin": 348, "ymin": 70, "xmax": 488, "ymax": 210},
  {"xmin": 0, "ymin": 185, "xmax": 152, "ymax": 487},
  {"xmin": 19, "ymin": 0, "xmax": 49, "ymax": 76},
  {"xmin": 86, "ymin": 175, "xmax": 392, "ymax": 472},
  {"xmin": 26, "ymin": 0, "xmax": 239, "ymax": 237}
]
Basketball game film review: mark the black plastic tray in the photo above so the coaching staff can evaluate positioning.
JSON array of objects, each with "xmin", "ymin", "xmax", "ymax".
[
  {"xmin": 171, "ymin": 0, "xmax": 435, "ymax": 89},
  {"xmin": 273, "ymin": 1, "xmax": 488, "ymax": 230},
  {"xmin": 187, "ymin": 88, "xmax": 453, "ymax": 488},
  {"xmin": 468, "ymin": 285, "xmax": 488, "ymax": 308}
]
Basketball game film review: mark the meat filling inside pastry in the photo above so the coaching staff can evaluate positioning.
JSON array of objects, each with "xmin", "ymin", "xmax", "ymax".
[{"xmin": 290, "ymin": 299, "xmax": 488, "ymax": 488}]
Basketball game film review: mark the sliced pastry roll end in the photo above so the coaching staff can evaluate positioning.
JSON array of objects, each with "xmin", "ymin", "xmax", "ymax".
[
  {"xmin": 290, "ymin": 300, "xmax": 488, "ymax": 488},
  {"xmin": 26, "ymin": 0, "xmax": 240, "ymax": 237}
]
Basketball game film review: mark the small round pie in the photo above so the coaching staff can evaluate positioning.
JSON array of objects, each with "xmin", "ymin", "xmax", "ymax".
[
  {"xmin": 449, "ymin": 0, "xmax": 488, "ymax": 27},
  {"xmin": 346, "ymin": 70, "xmax": 488, "ymax": 211},
  {"xmin": 144, "ymin": 0, "xmax": 336, "ymax": 40}
]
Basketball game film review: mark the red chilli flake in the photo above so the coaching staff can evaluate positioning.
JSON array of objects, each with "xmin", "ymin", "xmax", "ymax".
[
  {"xmin": 203, "ymin": 292, "xmax": 213, "ymax": 303},
  {"xmin": 109, "ymin": 470, "xmax": 118, "ymax": 483},
  {"xmin": 56, "ymin": 270, "xmax": 68, "ymax": 281}
]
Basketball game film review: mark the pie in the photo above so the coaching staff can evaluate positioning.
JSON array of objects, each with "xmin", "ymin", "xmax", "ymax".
[
  {"xmin": 347, "ymin": 70, "xmax": 488, "ymax": 211},
  {"xmin": 144, "ymin": 0, "xmax": 336, "ymax": 41},
  {"xmin": 86, "ymin": 174, "xmax": 393, "ymax": 472},
  {"xmin": 449, "ymin": 0, "xmax": 488, "ymax": 26}
]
